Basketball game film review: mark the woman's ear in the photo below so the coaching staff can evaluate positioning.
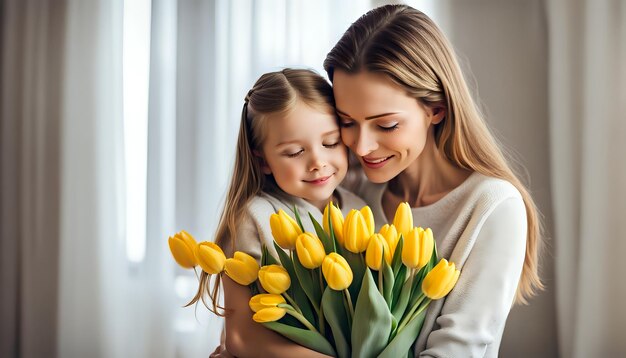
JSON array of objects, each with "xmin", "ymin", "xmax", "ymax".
[
  {"xmin": 253, "ymin": 150, "xmax": 272, "ymax": 175},
  {"xmin": 430, "ymin": 106, "xmax": 446, "ymax": 125}
]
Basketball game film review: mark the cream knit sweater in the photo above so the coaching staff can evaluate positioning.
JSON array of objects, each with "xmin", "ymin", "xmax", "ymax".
[{"xmin": 356, "ymin": 172, "xmax": 527, "ymax": 358}]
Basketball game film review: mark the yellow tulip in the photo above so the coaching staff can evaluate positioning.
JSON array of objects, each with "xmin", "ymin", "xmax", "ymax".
[
  {"xmin": 379, "ymin": 224, "xmax": 399, "ymax": 256},
  {"xmin": 392, "ymin": 202, "xmax": 413, "ymax": 239},
  {"xmin": 422, "ymin": 258, "xmax": 460, "ymax": 300},
  {"xmin": 252, "ymin": 307, "xmax": 287, "ymax": 323},
  {"xmin": 322, "ymin": 253, "xmax": 353, "ymax": 290},
  {"xmin": 249, "ymin": 293, "xmax": 286, "ymax": 313},
  {"xmin": 195, "ymin": 241, "xmax": 226, "ymax": 274},
  {"xmin": 360, "ymin": 206, "xmax": 375, "ymax": 238},
  {"xmin": 168, "ymin": 230, "xmax": 198, "ymax": 269},
  {"xmin": 323, "ymin": 202, "xmax": 344, "ymax": 244},
  {"xmin": 296, "ymin": 233, "xmax": 326, "ymax": 269},
  {"xmin": 402, "ymin": 227, "xmax": 434, "ymax": 270},
  {"xmin": 224, "ymin": 251, "xmax": 259, "ymax": 286},
  {"xmin": 270, "ymin": 209, "xmax": 303, "ymax": 250},
  {"xmin": 365, "ymin": 233, "xmax": 392, "ymax": 270},
  {"xmin": 258, "ymin": 264, "xmax": 291, "ymax": 294},
  {"xmin": 343, "ymin": 210, "xmax": 371, "ymax": 253}
]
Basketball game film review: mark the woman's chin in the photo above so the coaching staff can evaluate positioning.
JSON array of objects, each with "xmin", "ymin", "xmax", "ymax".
[{"xmin": 363, "ymin": 169, "xmax": 397, "ymax": 184}]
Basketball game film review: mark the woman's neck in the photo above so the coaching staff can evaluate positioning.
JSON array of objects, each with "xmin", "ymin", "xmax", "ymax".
[{"xmin": 388, "ymin": 130, "xmax": 471, "ymax": 208}]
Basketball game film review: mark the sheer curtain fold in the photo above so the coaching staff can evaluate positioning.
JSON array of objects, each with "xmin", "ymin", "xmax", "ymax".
[
  {"xmin": 58, "ymin": 0, "xmax": 127, "ymax": 356},
  {"xmin": 0, "ymin": 0, "xmax": 64, "ymax": 357},
  {"xmin": 548, "ymin": 0, "xmax": 626, "ymax": 357}
]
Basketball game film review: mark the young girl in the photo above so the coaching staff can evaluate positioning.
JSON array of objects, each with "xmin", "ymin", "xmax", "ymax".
[
  {"xmin": 324, "ymin": 4, "xmax": 543, "ymax": 357},
  {"xmin": 194, "ymin": 68, "xmax": 364, "ymax": 358}
]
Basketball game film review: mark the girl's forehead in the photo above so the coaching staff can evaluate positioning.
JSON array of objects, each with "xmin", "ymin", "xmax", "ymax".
[{"xmin": 263, "ymin": 102, "xmax": 340, "ymax": 147}]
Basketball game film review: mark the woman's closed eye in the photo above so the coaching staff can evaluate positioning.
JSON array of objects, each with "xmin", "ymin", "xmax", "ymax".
[
  {"xmin": 339, "ymin": 120, "xmax": 354, "ymax": 128},
  {"xmin": 379, "ymin": 123, "xmax": 399, "ymax": 132},
  {"xmin": 323, "ymin": 141, "xmax": 341, "ymax": 148}
]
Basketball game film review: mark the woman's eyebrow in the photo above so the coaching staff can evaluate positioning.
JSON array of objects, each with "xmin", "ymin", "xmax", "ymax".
[{"xmin": 336, "ymin": 109, "xmax": 399, "ymax": 120}]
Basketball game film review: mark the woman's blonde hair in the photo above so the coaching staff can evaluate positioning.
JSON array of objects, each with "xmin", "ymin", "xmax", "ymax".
[
  {"xmin": 324, "ymin": 4, "xmax": 543, "ymax": 304},
  {"xmin": 189, "ymin": 68, "xmax": 336, "ymax": 314}
]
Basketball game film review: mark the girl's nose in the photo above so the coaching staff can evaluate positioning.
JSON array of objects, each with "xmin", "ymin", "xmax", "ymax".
[{"xmin": 308, "ymin": 151, "xmax": 327, "ymax": 171}]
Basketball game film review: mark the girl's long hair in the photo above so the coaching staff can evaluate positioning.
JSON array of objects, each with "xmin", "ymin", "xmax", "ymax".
[
  {"xmin": 189, "ymin": 69, "xmax": 335, "ymax": 314},
  {"xmin": 324, "ymin": 4, "xmax": 543, "ymax": 304}
]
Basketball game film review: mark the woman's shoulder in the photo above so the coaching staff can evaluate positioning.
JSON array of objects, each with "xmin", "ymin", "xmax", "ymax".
[
  {"xmin": 457, "ymin": 173, "xmax": 526, "ymax": 227},
  {"xmin": 463, "ymin": 172, "xmax": 523, "ymax": 206}
]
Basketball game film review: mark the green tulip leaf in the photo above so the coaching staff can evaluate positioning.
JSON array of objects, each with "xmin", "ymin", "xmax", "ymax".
[
  {"xmin": 409, "ymin": 245, "xmax": 439, "ymax": 308},
  {"xmin": 321, "ymin": 287, "xmax": 351, "ymax": 358},
  {"xmin": 391, "ymin": 270, "xmax": 413, "ymax": 323},
  {"xmin": 292, "ymin": 206, "xmax": 306, "ymax": 233},
  {"xmin": 391, "ymin": 265, "xmax": 407, "ymax": 310},
  {"xmin": 263, "ymin": 321, "xmax": 336, "ymax": 357},
  {"xmin": 352, "ymin": 269, "xmax": 393, "ymax": 358},
  {"xmin": 409, "ymin": 265, "xmax": 428, "ymax": 309},
  {"xmin": 337, "ymin": 246, "xmax": 365, "ymax": 307},
  {"xmin": 261, "ymin": 244, "xmax": 279, "ymax": 266},
  {"xmin": 310, "ymin": 212, "xmax": 336, "ymax": 254},
  {"xmin": 382, "ymin": 256, "xmax": 394, "ymax": 308},
  {"xmin": 273, "ymin": 242, "xmax": 316, "ymax": 324},
  {"xmin": 378, "ymin": 308, "xmax": 427, "ymax": 358},
  {"xmin": 391, "ymin": 235, "xmax": 404, "ymax": 276},
  {"xmin": 293, "ymin": 249, "xmax": 322, "ymax": 310}
]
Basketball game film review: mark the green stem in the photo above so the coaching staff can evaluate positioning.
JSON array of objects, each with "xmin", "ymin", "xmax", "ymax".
[
  {"xmin": 378, "ymin": 267, "xmax": 383, "ymax": 296},
  {"xmin": 279, "ymin": 304, "xmax": 319, "ymax": 333},
  {"xmin": 344, "ymin": 289, "xmax": 354, "ymax": 320},
  {"xmin": 318, "ymin": 269, "xmax": 326, "ymax": 336},
  {"xmin": 283, "ymin": 292, "xmax": 302, "ymax": 315},
  {"xmin": 397, "ymin": 295, "xmax": 429, "ymax": 333},
  {"xmin": 409, "ymin": 298, "xmax": 432, "ymax": 322}
]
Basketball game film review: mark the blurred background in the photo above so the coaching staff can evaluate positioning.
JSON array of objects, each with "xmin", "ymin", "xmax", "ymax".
[{"xmin": 1, "ymin": 0, "xmax": 625, "ymax": 357}]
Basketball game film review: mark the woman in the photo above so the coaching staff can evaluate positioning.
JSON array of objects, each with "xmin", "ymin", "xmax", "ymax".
[{"xmin": 324, "ymin": 4, "xmax": 543, "ymax": 357}]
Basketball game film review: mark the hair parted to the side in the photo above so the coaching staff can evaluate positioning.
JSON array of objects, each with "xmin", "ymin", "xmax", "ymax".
[
  {"xmin": 324, "ymin": 4, "xmax": 543, "ymax": 304},
  {"xmin": 188, "ymin": 69, "xmax": 336, "ymax": 315}
]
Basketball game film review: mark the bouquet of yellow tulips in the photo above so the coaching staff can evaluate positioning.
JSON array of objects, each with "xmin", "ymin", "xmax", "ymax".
[{"xmin": 168, "ymin": 202, "xmax": 460, "ymax": 358}]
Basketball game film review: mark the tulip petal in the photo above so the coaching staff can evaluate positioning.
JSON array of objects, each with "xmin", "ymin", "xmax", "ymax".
[
  {"xmin": 253, "ymin": 307, "xmax": 287, "ymax": 322},
  {"xmin": 168, "ymin": 236, "xmax": 196, "ymax": 269}
]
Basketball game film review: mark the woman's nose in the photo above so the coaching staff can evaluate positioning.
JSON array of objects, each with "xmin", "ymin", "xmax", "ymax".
[{"xmin": 353, "ymin": 128, "xmax": 378, "ymax": 156}]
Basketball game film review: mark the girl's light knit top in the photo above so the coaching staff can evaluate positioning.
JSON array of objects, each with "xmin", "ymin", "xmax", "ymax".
[{"xmin": 221, "ymin": 186, "xmax": 366, "ymax": 262}]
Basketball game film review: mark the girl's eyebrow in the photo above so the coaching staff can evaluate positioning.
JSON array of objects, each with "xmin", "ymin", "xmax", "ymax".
[{"xmin": 336, "ymin": 109, "xmax": 399, "ymax": 120}]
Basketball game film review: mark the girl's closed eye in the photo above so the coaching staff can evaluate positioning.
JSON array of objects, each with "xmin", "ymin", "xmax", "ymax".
[
  {"xmin": 284, "ymin": 148, "xmax": 304, "ymax": 158},
  {"xmin": 323, "ymin": 140, "xmax": 341, "ymax": 148}
]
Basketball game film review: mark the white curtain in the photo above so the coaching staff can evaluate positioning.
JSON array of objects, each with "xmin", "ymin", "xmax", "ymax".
[
  {"xmin": 548, "ymin": 0, "xmax": 626, "ymax": 357},
  {"xmin": 57, "ymin": 0, "xmax": 374, "ymax": 354}
]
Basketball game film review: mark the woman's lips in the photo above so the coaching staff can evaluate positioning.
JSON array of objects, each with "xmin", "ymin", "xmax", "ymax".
[
  {"xmin": 304, "ymin": 175, "xmax": 332, "ymax": 185},
  {"xmin": 362, "ymin": 155, "xmax": 393, "ymax": 169}
]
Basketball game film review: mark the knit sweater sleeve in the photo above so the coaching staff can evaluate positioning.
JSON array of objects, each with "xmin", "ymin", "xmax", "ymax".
[{"xmin": 419, "ymin": 196, "xmax": 527, "ymax": 357}]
